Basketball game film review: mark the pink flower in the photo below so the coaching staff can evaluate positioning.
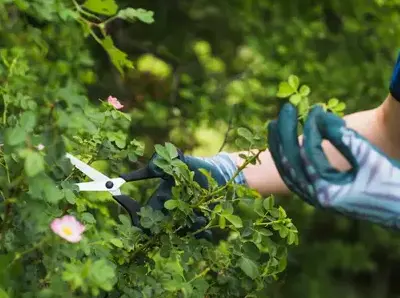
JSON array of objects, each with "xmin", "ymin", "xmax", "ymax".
[
  {"xmin": 107, "ymin": 96, "xmax": 124, "ymax": 110},
  {"xmin": 50, "ymin": 215, "xmax": 85, "ymax": 243}
]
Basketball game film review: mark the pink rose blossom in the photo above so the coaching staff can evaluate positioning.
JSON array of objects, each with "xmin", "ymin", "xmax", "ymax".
[
  {"xmin": 50, "ymin": 215, "xmax": 85, "ymax": 243},
  {"xmin": 107, "ymin": 96, "xmax": 124, "ymax": 110}
]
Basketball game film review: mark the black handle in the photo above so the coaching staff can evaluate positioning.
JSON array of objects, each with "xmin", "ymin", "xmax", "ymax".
[
  {"xmin": 112, "ymin": 195, "xmax": 141, "ymax": 226},
  {"xmin": 120, "ymin": 150, "xmax": 185, "ymax": 182},
  {"xmin": 120, "ymin": 165, "xmax": 164, "ymax": 182}
]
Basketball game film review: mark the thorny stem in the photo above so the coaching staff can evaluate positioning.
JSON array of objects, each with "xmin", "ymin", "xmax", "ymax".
[
  {"xmin": 195, "ymin": 148, "xmax": 266, "ymax": 208},
  {"xmin": 191, "ymin": 219, "xmax": 288, "ymax": 237}
]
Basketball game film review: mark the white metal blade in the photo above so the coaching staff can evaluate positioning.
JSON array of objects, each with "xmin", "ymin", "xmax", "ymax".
[
  {"xmin": 75, "ymin": 178, "xmax": 126, "ymax": 195},
  {"xmin": 66, "ymin": 153, "xmax": 110, "ymax": 182}
]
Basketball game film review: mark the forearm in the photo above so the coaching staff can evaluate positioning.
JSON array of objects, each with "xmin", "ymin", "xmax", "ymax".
[{"xmin": 231, "ymin": 96, "xmax": 400, "ymax": 197}]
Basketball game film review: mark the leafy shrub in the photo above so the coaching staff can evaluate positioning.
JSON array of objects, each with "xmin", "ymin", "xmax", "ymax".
[{"xmin": 0, "ymin": 0, "xmax": 348, "ymax": 297}]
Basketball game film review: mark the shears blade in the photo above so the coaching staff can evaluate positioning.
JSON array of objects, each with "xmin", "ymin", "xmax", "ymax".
[
  {"xmin": 75, "ymin": 178, "xmax": 126, "ymax": 195},
  {"xmin": 66, "ymin": 153, "xmax": 110, "ymax": 182}
]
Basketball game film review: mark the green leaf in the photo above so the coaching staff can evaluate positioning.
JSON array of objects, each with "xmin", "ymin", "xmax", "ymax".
[
  {"xmin": 101, "ymin": 36, "xmax": 134, "ymax": 74},
  {"xmin": 0, "ymin": 288, "xmax": 9, "ymax": 298},
  {"xmin": 263, "ymin": 196, "xmax": 274, "ymax": 210},
  {"xmin": 289, "ymin": 94, "xmax": 302, "ymax": 105},
  {"xmin": 242, "ymin": 242, "xmax": 261, "ymax": 261},
  {"xmin": 279, "ymin": 226, "xmax": 289, "ymax": 238},
  {"xmin": 25, "ymin": 151, "xmax": 44, "ymax": 177},
  {"xmin": 165, "ymin": 142, "xmax": 178, "ymax": 159},
  {"xmin": 299, "ymin": 85, "xmax": 310, "ymax": 96},
  {"xmin": 219, "ymin": 215, "xmax": 226, "ymax": 229},
  {"xmin": 110, "ymin": 238, "xmax": 123, "ymax": 248},
  {"xmin": 224, "ymin": 214, "xmax": 243, "ymax": 228},
  {"xmin": 288, "ymin": 75, "xmax": 300, "ymax": 90},
  {"xmin": 154, "ymin": 144, "xmax": 171, "ymax": 161},
  {"xmin": 117, "ymin": 8, "xmax": 154, "ymax": 24},
  {"xmin": 328, "ymin": 98, "xmax": 339, "ymax": 107},
  {"xmin": 5, "ymin": 127, "xmax": 26, "ymax": 146},
  {"xmin": 335, "ymin": 102, "xmax": 346, "ymax": 112},
  {"xmin": 238, "ymin": 256, "xmax": 260, "ymax": 279},
  {"xmin": 278, "ymin": 206, "xmax": 287, "ymax": 219},
  {"xmin": 81, "ymin": 212, "xmax": 96, "ymax": 224},
  {"xmin": 237, "ymin": 127, "xmax": 253, "ymax": 141},
  {"xmin": 287, "ymin": 231, "xmax": 296, "ymax": 245},
  {"xmin": 19, "ymin": 111, "xmax": 37, "ymax": 132},
  {"xmin": 164, "ymin": 199, "xmax": 178, "ymax": 210},
  {"xmin": 276, "ymin": 82, "xmax": 294, "ymax": 98},
  {"xmin": 198, "ymin": 168, "xmax": 218, "ymax": 189},
  {"xmin": 83, "ymin": 0, "xmax": 118, "ymax": 16}
]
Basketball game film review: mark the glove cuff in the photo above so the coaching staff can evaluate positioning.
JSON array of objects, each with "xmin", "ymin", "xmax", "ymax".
[{"xmin": 185, "ymin": 153, "xmax": 248, "ymax": 187}]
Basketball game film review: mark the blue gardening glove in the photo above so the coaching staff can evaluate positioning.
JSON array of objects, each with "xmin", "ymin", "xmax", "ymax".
[
  {"xmin": 146, "ymin": 150, "xmax": 247, "ymax": 240},
  {"xmin": 390, "ymin": 52, "xmax": 400, "ymax": 100},
  {"xmin": 268, "ymin": 103, "xmax": 400, "ymax": 229}
]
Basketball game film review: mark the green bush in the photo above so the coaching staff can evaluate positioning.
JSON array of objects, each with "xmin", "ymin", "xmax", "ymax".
[{"xmin": 0, "ymin": 1, "xmax": 313, "ymax": 297}]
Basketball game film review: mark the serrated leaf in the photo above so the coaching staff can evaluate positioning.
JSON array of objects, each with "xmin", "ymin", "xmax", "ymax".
[
  {"xmin": 288, "ymin": 75, "xmax": 300, "ymax": 90},
  {"xmin": 164, "ymin": 199, "xmax": 178, "ymax": 210},
  {"xmin": 289, "ymin": 94, "xmax": 302, "ymax": 105},
  {"xmin": 287, "ymin": 231, "xmax": 296, "ymax": 245},
  {"xmin": 237, "ymin": 127, "xmax": 253, "ymax": 141},
  {"xmin": 328, "ymin": 98, "xmax": 339, "ymax": 107},
  {"xmin": 263, "ymin": 196, "xmax": 274, "ymax": 210},
  {"xmin": 279, "ymin": 226, "xmax": 289, "ymax": 238},
  {"xmin": 20, "ymin": 111, "xmax": 37, "ymax": 132},
  {"xmin": 82, "ymin": 212, "xmax": 96, "ymax": 224},
  {"xmin": 110, "ymin": 238, "xmax": 123, "ymax": 248},
  {"xmin": 165, "ymin": 142, "xmax": 178, "ymax": 159},
  {"xmin": 299, "ymin": 85, "xmax": 310, "ymax": 96},
  {"xmin": 224, "ymin": 214, "xmax": 243, "ymax": 228},
  {"xmin": 154, "ymin": 144, "xmax": 171, "ymax": 161},
  {"xmin": 25, "ymin": 151, "xmax": 44, "ymax": 177},
  {"xmin": 276, "ymin": 82, "xmax": 294, "ymax": 98},
  {"xmin": 117, "ymin": 8, "xmax": 154, "ymax": 24},
  {"xmin": 335, "ymin": 102, "xmax": 346, "ymax": 111},
  {"xmin": 238, "ymin": 256, "xmax": 260, "ymax": 279},
  {"xmin": 83, "ymin": 0, "xmax": 118, "ymax": 16},
  {"xmin": 278, "ymin": 206, "xmax": 287, "ymax": 218},
  {"xmin": 101, "ymin": 36, "xmax": 134, "ymax": 74},
  {"xmin": 5, "ymin": 127, "xmax": 26, "ymax": 146}
]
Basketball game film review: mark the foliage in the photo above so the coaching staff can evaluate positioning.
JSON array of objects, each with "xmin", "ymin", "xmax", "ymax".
[
  {"xmin": 2, "ymin": 0, "xmax": 400, "ymax": 297},
  {"xmin": 0, "ymin": 0, "xmax": 308, "ymax": 297}
]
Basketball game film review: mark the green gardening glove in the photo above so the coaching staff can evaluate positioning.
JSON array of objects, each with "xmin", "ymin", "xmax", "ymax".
[{"xmin": 268, "ymin": 103, "xmax": 400, "ymax": 228}]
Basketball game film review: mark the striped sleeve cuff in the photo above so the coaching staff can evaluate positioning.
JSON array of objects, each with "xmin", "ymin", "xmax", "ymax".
[{"xmin": 198, "ymin": 152, "xmax": 248, "ymax": 185}]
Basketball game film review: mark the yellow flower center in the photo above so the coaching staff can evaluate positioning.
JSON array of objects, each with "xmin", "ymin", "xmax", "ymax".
[{"xmin": 62, "ymin": 226, "xmax": 73, "ymax": 236}]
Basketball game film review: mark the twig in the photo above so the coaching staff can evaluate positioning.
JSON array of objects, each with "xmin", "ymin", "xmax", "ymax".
[{"xmin": 218, "ymin": 105, "xmax": 235, "ymax": 152}]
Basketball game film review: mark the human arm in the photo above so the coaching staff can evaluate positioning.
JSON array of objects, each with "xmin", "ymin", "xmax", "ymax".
[{"xmin": 231, "ymin": 94, "xmax": 400, "ymax": 197}]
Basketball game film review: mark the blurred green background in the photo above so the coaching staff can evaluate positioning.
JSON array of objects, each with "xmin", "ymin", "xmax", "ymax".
[{"xmin": 3, "ymin": 0, "xmax": 400, "ymax": 297}]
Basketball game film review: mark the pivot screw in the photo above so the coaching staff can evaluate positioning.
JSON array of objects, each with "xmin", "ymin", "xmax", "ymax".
[{"xmin": 105, "ymin": 181, "xmax": 114, "ymax": 189}]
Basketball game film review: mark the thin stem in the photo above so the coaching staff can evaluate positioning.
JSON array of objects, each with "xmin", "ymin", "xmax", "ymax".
[
  {"xmin": 8, "ymin": 235, "xmax": 50, "ymax": 268},
  {"xmin": 71, "ymin": 0, "xmax": 101, "ymax": 21},
  {"xmin": 188, "ymin": 267, "xmax": 210, "ymax": 284}
]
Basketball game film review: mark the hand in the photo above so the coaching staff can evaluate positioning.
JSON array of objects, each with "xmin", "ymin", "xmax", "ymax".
[
  {"xmin": 144, "ymin": 149, "xmax": 247, "ymax": 240},
  {"xmin": 268, "ymin": 103, "xmax": 400, "ymax": 229}
]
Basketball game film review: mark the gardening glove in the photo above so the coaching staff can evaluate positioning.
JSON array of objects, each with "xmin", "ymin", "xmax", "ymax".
[
  {"xmin": 146, "ymin": 149, "xmax": 247, "ymax": 240},
  {"xmin": 268, "ymin": 103, "xmax": 400, "ymax": 229},
  {"xmin": 389, "ymin": 51, "xmax": 400, "ymax": 101}
]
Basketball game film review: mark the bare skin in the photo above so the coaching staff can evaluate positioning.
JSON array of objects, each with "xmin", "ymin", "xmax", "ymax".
[{"xmin": 230, "ymin": 94, "xmax": 400, "ymax": 196}]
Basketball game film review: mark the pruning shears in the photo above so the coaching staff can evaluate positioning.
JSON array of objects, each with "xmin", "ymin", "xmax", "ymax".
[{"xmin": 65, "ymin": 152, "xmax": 174, "ymax": 227}]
